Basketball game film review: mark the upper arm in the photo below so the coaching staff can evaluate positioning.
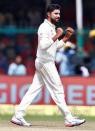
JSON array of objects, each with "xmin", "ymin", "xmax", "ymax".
[{"xmin": 38, "ymin": 25, "xmax": 54, "ymax": 50}]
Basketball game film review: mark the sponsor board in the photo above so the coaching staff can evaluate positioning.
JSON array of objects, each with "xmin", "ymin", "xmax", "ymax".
[{"xmin": 0, "ymin": 76, "xmax": 95, "ymax": 105}]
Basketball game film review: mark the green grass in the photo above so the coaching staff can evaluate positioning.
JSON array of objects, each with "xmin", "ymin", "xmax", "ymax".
[{"xmin": 0, "ymin": 114, "xmax": 95, "ymax": 121}]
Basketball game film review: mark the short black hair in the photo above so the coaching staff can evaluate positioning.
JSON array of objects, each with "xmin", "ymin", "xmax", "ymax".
[{"xmin": 46, "ymin": 4, "xmax": 61, "ymax": 13}]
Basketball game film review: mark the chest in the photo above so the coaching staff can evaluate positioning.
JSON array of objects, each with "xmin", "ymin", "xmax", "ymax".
[{"xmin": 48, "ymin": 28, "xmax": 56, "ymax": 37}]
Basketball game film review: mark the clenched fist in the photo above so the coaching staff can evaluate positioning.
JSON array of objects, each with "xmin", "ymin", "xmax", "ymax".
[
  {"xmin": 65, "ymin": 27, "xmax": 74, "ymax": 37},
  {"xmin": 62, "ymin": 27, "xmax": 74, "ymax": 42},
  {"xmin": 56, "ymin": 28, "xmax": 64, "ymax": 37},
  {"xmin": 52, "ymin": 27, "xmax": 63, "ymax": 42}
]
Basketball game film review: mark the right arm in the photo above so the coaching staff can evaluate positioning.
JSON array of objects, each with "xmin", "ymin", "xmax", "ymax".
[
  {"xmin": 38, "ymin": 26, "xmax": 63, "ymax": 50},
  {"xmin": 57, "ymin": 27, "xmax": 74, "ymax": 49}
]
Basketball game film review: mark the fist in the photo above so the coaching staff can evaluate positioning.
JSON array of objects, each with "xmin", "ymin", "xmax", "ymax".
[
  {"xmin": 66, "ymin": 27, "xmax": 74, "ymax": 36},
  {"xmin": 56, "ymin": 28, "xmax": 63, "ymax": 37},
  {"xmin": 62, "ymin": 27, "xmax": 74, "ymax": 42}
]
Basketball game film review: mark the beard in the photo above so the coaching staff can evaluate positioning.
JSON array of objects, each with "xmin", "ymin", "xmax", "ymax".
[{"xmin": 51, "ymin": 17, "xmax": 60, "ymax": 24}]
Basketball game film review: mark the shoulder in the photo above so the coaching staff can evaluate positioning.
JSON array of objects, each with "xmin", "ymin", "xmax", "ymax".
[
  {"xmin": 18, "ymin": 64, "xmax": 26, "ymax": 73},
  {"xmin": 8, "ymin": 63, "xmax": 17, "ymax": 71},
  {"xmin": 9, "ymin": 63, "xmax": 17, "ymax": 68},
  {"xmin": 18, "ymin": 64, "xmax": 26, "ymax": 70},
  {"xmin": 38, "ymin": 21, "xmax": 50, "ymax": 33},
  {"xmin": 19, "ymin": 64, "xmax": 26, "ymax": 68}
]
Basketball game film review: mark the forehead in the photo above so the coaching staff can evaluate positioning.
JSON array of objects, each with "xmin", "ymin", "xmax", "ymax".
[{"xmin": 51, "ymin": 9, "xmax": 60, "ymax": 14}]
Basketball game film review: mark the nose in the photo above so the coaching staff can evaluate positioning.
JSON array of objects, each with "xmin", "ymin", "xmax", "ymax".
[{"xmin": 57, "ymin": 14, "xmax": 60, "ymax": 18}]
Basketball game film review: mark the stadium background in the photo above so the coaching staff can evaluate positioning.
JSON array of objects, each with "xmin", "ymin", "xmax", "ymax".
[{"xmin": 0, "ymin": 0, "xmax": 95, "ymax": 130}]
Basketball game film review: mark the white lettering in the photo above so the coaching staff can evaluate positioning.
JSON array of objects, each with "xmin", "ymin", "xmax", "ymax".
[
  {"xmin": 67, "ymin": 85, "xmax": 83, "ymax": 105},
  {"xmin": 0, "ymin": 83, "xmax": 7, "ymax": 103},
  {"xmin": 87, "ymin": 86, "xmax": 95, "ymax": 105},
  {"xmin": 10, "ymin": 84, "xmax": 17, "ymax": 103}
]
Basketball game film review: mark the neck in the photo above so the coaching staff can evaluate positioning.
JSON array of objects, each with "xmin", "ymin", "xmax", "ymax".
[
  {"xmin": 47, "ymin": 18, "xmax": 55, "ymax": 25},
  {"xmin": 47, "ymin": 18, "xmax": 52, "ymax": 23}
]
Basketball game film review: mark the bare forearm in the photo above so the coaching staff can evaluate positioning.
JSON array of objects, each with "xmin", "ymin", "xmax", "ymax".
[
  {"xmin": 52, "ymin": 34, "xmax": 60, "ymax": 42},
  {"xmin": 62, "ymin": 37, "xmax": 68, "ymax": 43},
  {"xmin": 52, "ymin": 27, "xmax": 63, "ymax": 42}
]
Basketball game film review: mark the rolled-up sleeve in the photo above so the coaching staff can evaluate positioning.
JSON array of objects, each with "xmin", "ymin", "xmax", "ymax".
[{"xmin": 38, "ymin": 26, "xmax": 54, "ymax": 50}]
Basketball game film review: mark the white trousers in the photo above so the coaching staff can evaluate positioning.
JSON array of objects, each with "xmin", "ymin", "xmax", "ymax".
[{"xmin": 15, "ymin": 60, "xmax": 71, "ymax": 118}]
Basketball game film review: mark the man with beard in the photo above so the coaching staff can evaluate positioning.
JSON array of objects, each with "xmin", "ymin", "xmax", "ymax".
[{"xmin": 11, "ymin": 4, "xmax": 85, "ymax": 127}]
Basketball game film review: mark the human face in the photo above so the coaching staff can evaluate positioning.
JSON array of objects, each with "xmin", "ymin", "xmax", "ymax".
[
  {"xmin": 16, "ymin": 56, "xmax": 22, "ymax": 64},
  {"xmin": 48, "ymin": 9, "xmax": 60, "ymax": 24}
]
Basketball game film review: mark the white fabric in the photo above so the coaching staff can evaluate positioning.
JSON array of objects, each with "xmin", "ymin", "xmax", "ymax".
[
  {"xmin": 16, "ymin": 60, "xmax": 71, "ymax": 118},
  {"xmin": 8, "ymin": 63, "xmax": 27, "ymax": 76},
  {"xmin": 80, "ymin": 66, "xmax": 90, "ymax": 77},
  {"xmin": 37, "ymin": 19, "xmax": 65, "ymax": 62},
  {"xmin": 15, "ymin": 19, "xmax": 72, "ymax": 119}
]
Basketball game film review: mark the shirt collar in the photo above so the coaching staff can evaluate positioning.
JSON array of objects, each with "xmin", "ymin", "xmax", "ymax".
[{"xmin": 44, "ymin": 19, "xmax": 56, "ymax": 29}]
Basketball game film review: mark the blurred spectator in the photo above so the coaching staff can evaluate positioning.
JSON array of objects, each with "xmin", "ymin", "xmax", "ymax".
[
  {"xmin": 75, "ymin": 64, "xmax": 90, "ymax": 77},
  {"xmin": 89, "ymin": 29, "xmax": 95, "ymax": 38},
  {"xmin": 80, "ymin": 66, "xmax": 90, "ymax": 77},
  {"xmin": 89, "ymin": 29, "xmax": 95, "ymax": 51},
  {"xmin": 56, "ymin": 47, "xmax": 70, "ymax": 76},
  {"xmin": 8, "ymin": 55, "xmax": 27, "ymax": 76},
  {"xmin": 56, "ymin": 41, "xmax": 76, "ymax": 76},
  {"xmin": 88, "ymin": 29, "xmax": 95, "ymax": 75}
]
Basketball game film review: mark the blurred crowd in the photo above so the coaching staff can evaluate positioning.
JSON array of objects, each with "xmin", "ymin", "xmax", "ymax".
[
  {"xmin": 0, "ymin": 8, "xmax": 42, "ymax": 28},
  {"xmin": 0, "ymin": 33, "xmax": 38, "ymax": 75},
  {"xmin": 56, "ymin": 41, "xmax": 90, "ymax": 77},
  {"xmin": 55, "ymin": 29, "xmax": 95, "ymax": 77},
  {"xmin": 0, "ymin": 4, "xmax": 95, "ymax": 76},
  {"xmin": 0, "ymin": 5, "xmax": 43, "ymax": 75},
  {"xmin": 0, "ymin": 25, "xmax": 95, "ymax": 76}
]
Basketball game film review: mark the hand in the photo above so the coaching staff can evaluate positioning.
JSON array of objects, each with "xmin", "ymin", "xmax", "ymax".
[
  {"xmin": 52, "ymin": 27, "xmax": 63, "ymax": 42},
  {"xmin": 65, "ymin": 27, "xmax": 74, "ymax": 37},
  {"xmin": 62, "ymin": 27, "xmax": 74, "ymax": 42},
  {"xmin": 56, "ymin": 28, "xmax": 64, "ymax": 37}
]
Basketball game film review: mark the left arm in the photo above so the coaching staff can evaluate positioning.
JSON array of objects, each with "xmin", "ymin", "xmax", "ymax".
[{"xmin": 57, "ymin": 27, "xmax": 74, "ymax": 49}]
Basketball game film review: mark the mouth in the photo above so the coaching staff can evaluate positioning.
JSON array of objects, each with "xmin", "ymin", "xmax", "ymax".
[{"xmin": 56, "ymin": 18, "xmax": 60, "ymax": 21}]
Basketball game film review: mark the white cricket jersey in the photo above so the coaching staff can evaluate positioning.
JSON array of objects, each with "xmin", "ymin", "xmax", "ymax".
[{"xmin": 36, "ymin": 19, "xmax": 65, "ymax": 63}]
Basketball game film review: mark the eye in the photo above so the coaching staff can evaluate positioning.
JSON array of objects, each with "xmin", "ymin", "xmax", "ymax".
[{"xmin": 55, "ymin": 13, "xmax": 59, "ymax": 15}]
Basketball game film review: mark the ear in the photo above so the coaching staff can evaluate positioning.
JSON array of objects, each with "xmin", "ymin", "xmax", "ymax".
[{"xmin": 47, "ymin": 12, "xmax": 50, "ymax": 18}]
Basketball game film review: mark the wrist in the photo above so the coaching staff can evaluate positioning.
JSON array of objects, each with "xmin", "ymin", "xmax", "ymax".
[
  {"xmin": 52, "ymin": 34, "xmax": 60, "ymax": 42},
  {"xmin": 62, "ymin": 37, "xmax": 68, "ymax": 42}
]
